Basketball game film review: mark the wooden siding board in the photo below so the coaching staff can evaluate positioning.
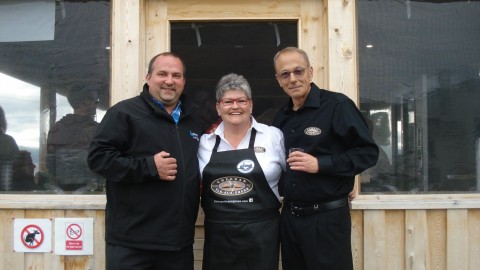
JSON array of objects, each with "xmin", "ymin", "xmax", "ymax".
[
  {"xmin": 300, "ymin": 0, "xmax": 326, "ymax": 88},
  {"xmin": 194, "ymin": 226, "xmax": 205, "ymax": 270},
  {"xmin": 468, "ymin": 209, "xmax": 480, "ymax": 270},
  {"xmin": 25, "ymin": 253, "xmax": 44, "ymax": 270},
  {"xmin": 351, "ymin": 209, "xmax": 364, "ymax": 270},
  {"xmin": 427, "ymin": 210, "xmax": 447, "ymax": 270},
  {"xmin": 385, "ymin": 210, "xmax": 405, "ymax": 270},
  {"xmin": 24, "ymin": 209, "xmax": 54, "ymax": 270},
  {"xmin": 146, "ymin": 0, "xmax": 169, "ymax": 61},
  {"xmin": 0, "ymin": 208, "xmax": 479, "ymax": 269},
  {"xmin": 94, "ymin": 210, "xmax": 106, "ymax": 270},
  {"xmin": 364, "ymin": 210, "xmax": 385, "ymax": 270},
  {"xmin": 167, "ymin": 0, "xmax": 299, "ymax": 20},
  {"xmin": 195, "ymin": 207, "xmax": 205, "ymax": 226},
  {"xmin": 111, "ymin": 0, "xmax": 142, "ymax": 104},
  {"xmin": 446, "ymin": 209, "xmax": 468, "ymax": 270},
  {"xmin": 1, "ymin": 210, "xmax": 25, "ymax": 270},
  {"xmin": 53, "ymin": 210, "xmax": 66, "ymax": 270},
  {"xmin": 353, "ymin": 194, "xmax": 480, "ymax": 210},
  {"xmin": 194, "ymin": 260, "xmax": 202, "ymax": 270},
  {"xmin": 327, "ymin": 0, "xmax": 357, "ymax": 102},
  {"xmin": 0, "ymin": 195, "xmax": 106, "ymax": 209},
  {"xmin": 63, "ymin": 210, "xmax": 95, "ymax": 270},
  {"xmin": 405, "ymin": 210, "xmax": 429, "ymax": 270},
  {"xmin": 64, "ymin": 256, "xmax": 89, "ymax": 270}
]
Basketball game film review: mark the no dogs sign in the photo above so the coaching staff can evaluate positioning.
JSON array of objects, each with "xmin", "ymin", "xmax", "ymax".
[{"xmin": 13, "ymin": 219, "xmax": 52, "ymax": 253}]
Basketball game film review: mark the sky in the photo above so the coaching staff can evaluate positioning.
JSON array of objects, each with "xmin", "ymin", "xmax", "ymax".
[{"xmin": 0, "ymin": 72, "xmax": 43, "ymax": 149}]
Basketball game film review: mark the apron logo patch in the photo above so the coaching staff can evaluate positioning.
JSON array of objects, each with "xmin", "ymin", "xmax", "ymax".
[
  {"xmin": 254, "ymin": 146, "xmax": 266, "ymax": 153},
  {"xmin": 211, "ymin": 176, "xmax": 254, "ymax": 196},
  {"xmin": 237, "ymin": 159, "xmax": 255, "ymax": 173},
  {"xmin": 304, "ymin": 127, "xmax": 321, "ymax": 136}
]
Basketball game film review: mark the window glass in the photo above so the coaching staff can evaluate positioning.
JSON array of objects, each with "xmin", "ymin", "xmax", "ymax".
[
  {"xmin": 0, "ymin": 0, "xmax": 110, "ymax": 193},
  {"xmin": 358, "ymin": 0, "xmax": 480, "ymax": 193},
  {"xmin": 171, "ymin": 22, "xmax": 297, "ymax": 128}
]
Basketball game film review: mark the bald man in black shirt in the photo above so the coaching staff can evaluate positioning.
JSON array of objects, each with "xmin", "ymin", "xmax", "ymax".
[{"xmin": 272, "ymin": 47, "xmax": 379, "ymax": 270}]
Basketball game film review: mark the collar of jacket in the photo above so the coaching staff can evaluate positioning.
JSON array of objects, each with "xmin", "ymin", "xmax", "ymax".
[
  {"xmin": 285, "ymin": 82, "xmax": 322, "ymax": 112},
  {"xmin": 140, "ymin": 83, "xmax": 199, "ymax": 118}
]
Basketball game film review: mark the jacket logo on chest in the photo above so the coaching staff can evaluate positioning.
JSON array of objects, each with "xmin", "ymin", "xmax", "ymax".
[
  {"xmin": 237, "ymin": 159, "xmax": 255, "ymax": 173},
  {"xmin": 304, "ymin": 127, "xmax": 322, "ymax": 136},
  {"xmin": 211, "ymin": 176, "xmax": 254, "ymax": 196},
  {"xmin": 189, "ymin": 130, "xmax": 199, "ymax": 141}
]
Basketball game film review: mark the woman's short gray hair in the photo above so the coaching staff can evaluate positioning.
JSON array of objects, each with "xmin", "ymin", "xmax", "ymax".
[{"xmin": 215, "ymin": 73, "xmax": 252, "ymax": 101}]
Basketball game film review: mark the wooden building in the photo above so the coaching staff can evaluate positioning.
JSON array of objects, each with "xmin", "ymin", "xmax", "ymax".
[{"xmin": 0, "ymin": 0, "xmax": 479, "ymax": 269}]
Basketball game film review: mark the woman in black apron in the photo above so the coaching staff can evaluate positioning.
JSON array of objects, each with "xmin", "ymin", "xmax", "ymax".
[{"xmin": 198, "ymin": 73, "xmax": 285, "ymax": 270}]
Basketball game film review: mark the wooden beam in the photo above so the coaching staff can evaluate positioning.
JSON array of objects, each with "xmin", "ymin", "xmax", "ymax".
[
  {"xmin": 353, "ymin": 194, "xmax": 480, "ymax": 210},
  {"xmin": 111, "ymin": 0, "xmax": 143, "ymax": 105}
]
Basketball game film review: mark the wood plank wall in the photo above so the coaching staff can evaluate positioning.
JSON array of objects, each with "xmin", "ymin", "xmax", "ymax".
[
  {"xmin": 1, "ymin": 201, "xmax": 480, "ymax": 270},
  {"xmin": 0, "ymin": 196, "xmax": 106, "ymax": 270},
  {"xmin": 351, "ymin": 208, "xmax": 480, "ymax": 270}
]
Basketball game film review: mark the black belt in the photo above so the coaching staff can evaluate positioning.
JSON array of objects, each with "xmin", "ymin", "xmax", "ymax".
[{"xmin": 287, "ymin": 198, "xmax": 348, "ymax": 217}]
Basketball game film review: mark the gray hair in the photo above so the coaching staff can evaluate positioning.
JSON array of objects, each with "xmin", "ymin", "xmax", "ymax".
[
  {"xmin": 273, "ymin": 47, "xmax": 311, "ymax": 72},
  {"xmin": 215, "ymin": 73, "xmax": 252, "ymax": 101}
]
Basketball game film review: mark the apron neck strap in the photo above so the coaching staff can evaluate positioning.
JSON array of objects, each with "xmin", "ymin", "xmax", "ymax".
[{"xmin": 213, "ymin": 128, "xmax": 257, "ymax": 152}]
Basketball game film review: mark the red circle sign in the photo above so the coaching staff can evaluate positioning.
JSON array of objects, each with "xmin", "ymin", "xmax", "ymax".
[
  {"xmin": 66, "ymin": 223, "xmax": 83, "ymax": 240},
  {"xmin": 21, "ymin": 224, "xmax": 44, "ymax": 249}
]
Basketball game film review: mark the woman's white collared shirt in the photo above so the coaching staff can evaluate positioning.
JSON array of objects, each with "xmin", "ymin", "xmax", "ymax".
[{"xmin": 198, "ymin": 117, "xmax": 286, "ymax": 199}]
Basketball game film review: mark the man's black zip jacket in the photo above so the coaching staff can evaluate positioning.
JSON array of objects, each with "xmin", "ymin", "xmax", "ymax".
[{"xmin": 88, "ymin": 84, "xmax": 204, "ymax": 251}]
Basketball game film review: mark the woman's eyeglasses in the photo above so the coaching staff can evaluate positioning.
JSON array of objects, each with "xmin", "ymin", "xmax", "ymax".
[
  {"xmin": 277, "ymin": 67, "xmax": 307, "ymax": 80},
  {"xmin": 218, "ymin": 97, "xmax": 250, "ymax": 107}
]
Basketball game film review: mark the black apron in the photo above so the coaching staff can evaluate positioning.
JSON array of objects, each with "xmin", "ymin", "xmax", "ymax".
[{"xmin": 201, "ymin": 129, "xmax": 281, "ymax": 270}]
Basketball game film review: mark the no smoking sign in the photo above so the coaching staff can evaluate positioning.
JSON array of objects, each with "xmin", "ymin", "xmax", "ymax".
[
  {"xmin": 55, "ymin": 218, "xmax": 93, "ymax": 255},
  {"xmin": 67, "ymin": 223, "xmax": 83, "ymax": 239},
  {"xmin": 65, "ymin": 223, "xmax": 83, "ymax": 250}
]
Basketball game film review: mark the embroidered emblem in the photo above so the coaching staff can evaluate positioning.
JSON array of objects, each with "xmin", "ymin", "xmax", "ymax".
[
  {"xmin": 189, "ymin": 130, "xmax": 199, "ymax": 141},
  {"xmin": 254, "ymin": 146, "xmax": 266, "ymax": 153},
  {"xmin": 211, "ymin": 176, "xmax": 253, "ymax": 196},
  {"xmin": 237, "ymin": 159, "xmax": 255, "ymax": 173},
  {"xmin": 304, "ymin": 127, "xmax": 321, "ymax": 136}
]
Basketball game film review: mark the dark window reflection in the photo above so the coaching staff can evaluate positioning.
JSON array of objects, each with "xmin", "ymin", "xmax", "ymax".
[
  {"xmin": 0, "ymin": 106, "xmax": 19, "ymax": 191},
  {"xmin": 0, "ymin": 0, "xmax": 110, "ymax": 193},
  {"xmin": 12, "ymin": 150, "xmax": 41, "ymax": 191},
  {"xmin": 358, "ymin": 0, "xmax": 480, "ymax": 193},
  {"xmin": 171, "ymin": 22, "xmax": 297, "ymax": 128},
  {"xmin": 46, "ymin": 85, "xmax": 104, "ymax": 192}
]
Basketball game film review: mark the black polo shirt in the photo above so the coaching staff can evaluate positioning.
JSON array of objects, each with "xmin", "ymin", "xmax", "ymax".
[{"xmin": 273, "ymin": 83, "xmax": 379, "ymax": 203}]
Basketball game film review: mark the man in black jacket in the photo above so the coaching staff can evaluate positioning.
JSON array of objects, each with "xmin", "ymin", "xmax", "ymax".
[
  {"xmin": 272, "ymin": 47, "xmax": 379, "ymax": 270},
  {"xmin": 88, "ymin": 52, "xmax": 204, "ymax": 270}
]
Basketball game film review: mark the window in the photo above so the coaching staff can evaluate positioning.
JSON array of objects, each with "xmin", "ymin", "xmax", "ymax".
[
  {"xmin": 0, "ymin": 0, "xmax": 110, "ymax": 193},
  {"xmin": 171, "ymin": 21, "xmax": 297, "ymax": 128},
  {"xmin": 358, "ymin": 0, "xmax": 480, "ymax": 193}
]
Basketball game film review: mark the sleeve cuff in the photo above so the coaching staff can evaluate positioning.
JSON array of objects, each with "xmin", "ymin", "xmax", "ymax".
[
  {"xmin": 147, "ymin": 156, "xmax": 158, "ymax": 177},
  {"xmin": 317, "ymin": 155, "xmax": 333, "ymax": 174}
]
